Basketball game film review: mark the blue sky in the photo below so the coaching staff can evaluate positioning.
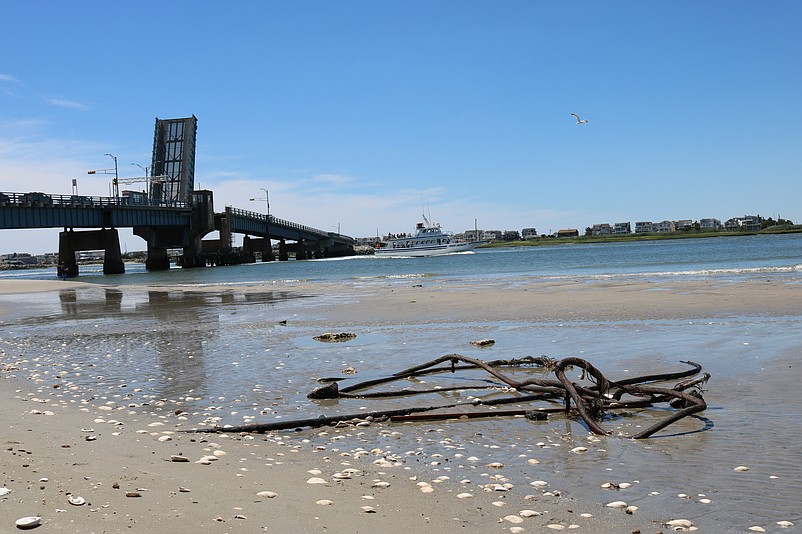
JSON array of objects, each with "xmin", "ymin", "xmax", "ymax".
[{"xmin": 1, "ymin": 1, "xmax": 800, "ymax": 254}]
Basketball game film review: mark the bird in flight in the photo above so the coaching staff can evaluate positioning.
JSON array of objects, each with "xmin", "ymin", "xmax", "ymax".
[{"xmin": 571, "ymin": 113, "xmax": 588, "ymax": 124}]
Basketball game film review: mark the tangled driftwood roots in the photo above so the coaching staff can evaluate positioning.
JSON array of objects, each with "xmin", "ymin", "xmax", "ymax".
[{"xmin": 188, "ymin": 354, "xmax": 710, "ymax": 439}]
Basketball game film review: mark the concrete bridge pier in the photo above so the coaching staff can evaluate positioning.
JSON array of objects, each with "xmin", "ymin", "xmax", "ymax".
[
  {"xmin": 58, "ymin": 228, "xmax": 125, "ymax": 277},
  {"xmin": 278, "ymin": 239, "xmax": 289, "ymax": 261}
]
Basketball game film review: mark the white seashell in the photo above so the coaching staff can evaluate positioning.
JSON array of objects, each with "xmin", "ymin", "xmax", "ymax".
[
  {"xmin": 256, "ymin": 491, "xmax": 278, "ymax": 498},
  {"xmin": 580, "ymin": 513, "xmax": 593, "ymax": 518},
  {"xmin": 361, "ymin": 506, "xmax": 376, "ymax": 513},
  {"xmin": 546, "ymin": 525, "xmax": 565, "ymax": 530},
  {"xmin": 486, "ymin": 462, "xmax": 504, "ymax": 468},
  {"xmin": 372, "ymin": 481, "xmax": 390, "ymax": 488},
  {"xmin": 68, "ymin": 495, "xmax": 86, "ymax": 506},
  {"xmin": 570, "ymin": 447, "xmax": 587, "ymax": 453},
  {"xmin": 699, "ymin": 498, "xmax": 711, "ymax": 504},
  {"xmin": 456, "ymin": 493, "xmax": 473, "ymax": 499},
  {"xmin": 0, "ymin": 487, "xmax": 11, "ymax": 496},
  {"xmin": 503, "ymin": 515, "xmax": 524, "ymax": 524},
  {"xmin": 618, "ymin": 482, "xmax": 632, "ymax": 489},
  {"xmin": 748, "ymin": 528, "xmax": 766, "ymax": 533},
  {"xmin": 420, "ymin": 486, "xmax": 434, "ymax": 493},
  {"xmin": 527, "ymin": 458, "xmax": 540, "ymax": 464},
  {"xmin": 306, "ymin": 477, "xmax": 327, "ymax": 485},
  {"xmin": 315, "ymin": 499, "xmax": 333, "ymax": 505},
  {"xmin": 520, "ymin": 510, "xmax": 541, "ymax": 517},
  {"xmin": 625, "ymin": 505, "xmax": 638, "ymax": 514},
  {"xmin": 530, "ymin": 480, "xmax": 548, "ymax": 487},
  {"xmin": 212, "ymin": 450, "xmax": 226, "ymax": 457},
  {"xmin": 733, "ymin": 465, "xmax": 750, "ymax": 472},
  {"xmin": 15, "ymin": 516, "xmax": 42, "ymax": 529},
  {"xmin": 509, "ymin": 528, "xmax": 525, "ymax": 534},
  {"xmin": 777, "ymin": 521, "xmax": 795, "ymax": 528},
  {"xmin": 492, "ymin": 501, "xmax": 505, "ymax": 507},
  {"xmin": 157, "ymin": 435, "xmax": 172, "ymax": 442},
  {"xmin": 666, "ymin": 519, "xmax": 694, "ymax": 529},
  {"xmin": 605, "ymin": 501, "xmax": 628, "ymax": 509}
]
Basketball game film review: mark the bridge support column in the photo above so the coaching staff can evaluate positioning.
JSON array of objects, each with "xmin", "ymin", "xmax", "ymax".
[
  {"xmin": 263, "ymin": 238, "xmax": 275, "ymax": 262},
  {"xmin": 278, "ymin": 239, "xmax": 288, "ymax": 261},
  {"xmin": 145, "ymin": 248, "xmax": 171, "ymax": 270},
  {"xmin": 57, "ymin": 228, "xmax": 125, "ymax": 277}
]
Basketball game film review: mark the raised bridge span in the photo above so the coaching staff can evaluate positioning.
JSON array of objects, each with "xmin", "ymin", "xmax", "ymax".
[{"xmin": 0, "ymin": 189, "xmax": 356, "ymax": 277}]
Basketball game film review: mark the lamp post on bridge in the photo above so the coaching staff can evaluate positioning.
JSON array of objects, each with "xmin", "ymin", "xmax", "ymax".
[
  {"xmin": 249, "ymin": 188, "xmax": 273, "ymax": 261},
  {"xmin": 130, "ymin": 163, "xmax": 150, "ymax": 177},
  {"xmin": 104, "ymin": 153, "xmax": 119, "ymax": 199}
]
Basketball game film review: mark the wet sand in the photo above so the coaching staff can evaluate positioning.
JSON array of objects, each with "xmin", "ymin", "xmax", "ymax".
[{"xmin": 2, "ymin": 278, "xmax": 801, "ymax": 533}]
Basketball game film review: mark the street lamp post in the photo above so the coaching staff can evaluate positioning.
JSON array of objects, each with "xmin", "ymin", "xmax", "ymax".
[
  {"xmin": 105, "ymin": 153, "xmax": 119, "ymax": 199},
  {"xmin": 249, "ymin": 188, "xmax": 273, "ymax": 261},
  {"xmin": 131, "ymin": 163, "xmax": 150, "ymax": 177}
]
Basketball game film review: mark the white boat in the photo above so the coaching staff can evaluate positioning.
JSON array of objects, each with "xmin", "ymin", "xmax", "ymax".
[{"xmin": 374, "ymin": 216, "xmax": 485, "ymax": 257}]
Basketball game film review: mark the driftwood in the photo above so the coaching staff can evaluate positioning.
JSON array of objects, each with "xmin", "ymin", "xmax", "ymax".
[{"xmin": 185, "ymin": 354, "xmax": 709, "ymax": 439}]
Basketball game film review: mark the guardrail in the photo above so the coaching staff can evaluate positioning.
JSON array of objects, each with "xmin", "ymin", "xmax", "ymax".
[
  {"xmin": 0, "ymin": 191, "xmax": 189, "ymax": 209},
  {"xmin": 226, "ymin": 207, "xmax": 333, "ymax": 238}
]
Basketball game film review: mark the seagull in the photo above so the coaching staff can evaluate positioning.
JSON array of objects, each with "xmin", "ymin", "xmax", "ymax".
[{"xmin": 571, "ymin": 113, "xmax": 588, "ymax": 124}]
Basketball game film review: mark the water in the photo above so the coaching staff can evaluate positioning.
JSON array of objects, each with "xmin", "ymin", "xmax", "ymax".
[
  {"xmin": 2, "ymin": 233, "xmax": 802, "ymax": 531},
  {"xmin": 4, "ymin": 232, "xmax": 802, "ymax": 286}
]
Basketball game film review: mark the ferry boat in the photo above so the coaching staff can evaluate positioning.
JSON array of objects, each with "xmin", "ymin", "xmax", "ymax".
[{"xmin": 374, "ymin": 217, "xmax": 485, "ymax": 257}]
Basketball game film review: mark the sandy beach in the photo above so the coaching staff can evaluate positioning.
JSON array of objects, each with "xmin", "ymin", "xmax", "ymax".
[{"xmin": 2, "ymin": 277, "xmax": 801, "ymax": 533}]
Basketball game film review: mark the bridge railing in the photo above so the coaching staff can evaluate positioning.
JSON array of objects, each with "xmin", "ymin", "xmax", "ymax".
[
  {"xmin": 226, "ymin": 206, "xmax": 334, "ymax": 238},
  {"xmin": 0, "ymin": 191, "xmax": 189, "ymax": 209}
]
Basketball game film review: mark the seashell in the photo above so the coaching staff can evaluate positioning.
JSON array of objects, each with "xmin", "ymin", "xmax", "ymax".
[
  {"xmin": 178, "ymin": 486, "xmax": 191, "ymax": 493},
  {"xmin": 306, "ymin": 477, "xmax": 327, "ymax": 485},
  {"xmin": 570, "ymin": 447, "xmax": 587, "ymax": 453},
  {"xmin": 733, "ymin": 465, "xmax": 750, "ymax": 472},
  {"xmin": 372, "ymin": 481, "xmax": 390, "ymax": 488},
  {"xmin": 420, "ymin": 486, "xmax": 434, "ymax": 493},
  {"xmin": 666, "ymin": 519, "xmax": 694, "ymax": 529},
  {"xmin": 530, "ymin": 480, "xmax": 548, "ymax": 487},
  {"xmin": 257, "ymin": 491, "xmax": 277, "ymax": 498},
  {"xmin": 510, "ymin": 528, "xmax": 525, "ymax": 534},
  {"xmin": 125, "ymin": 492, "xmax": 142, "ymax": 498},
  {"xmin": 748, "ymin": 528, "xmax": 766, "ymax": 533},
  {"xmin": 212, "ymin": 450, "xmax": 226, "ymax": 457},
  {"xmin": 520, "ymin": 510, "xmax": 541, "ymax": 517},
  {"xmin": 486, "ymin": 462, "xmax": 504, "ymax": 468},
  {"xmin": 68, "ymin": 495, "xmax": 86, "ymax": 506},
  {"xmin": 361, "ymin": 506, "xmax": 376, "ymax": 513},
  {"xmin": 492, "ymin": 501, "xmax": 505, "ymax": 507},
  {"xmin": 777, "ymin": 521, "xmax": 795, "ymax": 528},
  {"xmin": 234, "ymin": 514, "xmax": 247, "ymax": 520},
  {"xmin": 503, "ymin": 515, "xmax": 524, "ymax": 524},
  {"xmin": 605, "ymin": 501, "xmax": 628, "ymax": 509},
  {"xmin": 0, "ymin": 487, "xmax": 11, "ymax": 496},
  {"xmin": 315, "ymin": 499, "xmax": 333, "ymax": 505},
  {"xmin": 170, "ymin": 455, "xmax": 189, "ymax": 462},
  {"xmin": 625, "ymin": 505, "xmax": 638, "ymax": 514},
  {"xmin": 15, "ymin": 516, "xmax": 42, "ymax": 529},
  {"xmin": 157, "ymin": 436, "xmax": 172, "ymax": 442},
  {"xmin": 456, "ymin": 493, "xmax": 473, "ymax": 499},
  {"xmin": 546, "ymin": 526, "xmax": 565, "ymax": 531}
]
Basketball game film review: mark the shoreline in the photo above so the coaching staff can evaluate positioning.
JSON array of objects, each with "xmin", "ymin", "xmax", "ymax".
[{"xmin": 2, "ymin": 278, "xmax": 800, "ymax": 532}]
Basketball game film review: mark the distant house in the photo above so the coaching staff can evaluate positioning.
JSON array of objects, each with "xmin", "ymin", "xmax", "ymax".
[
  {"xmin": 521, "ymin": 227, "xmax": 538, "ymax": 240},
  {"xmin": 674, "ymin": 219, "xmax": 694, "ymax": 231},
  {"xmin": 653, "ymin": 220, "xmax": 676, "ymax": 233},
  {"xmin": 463, "ymin": 229, "xmax": 482, "ymax": 241},
  {"xmin": 699, "ymin": 218, "xmax": 722, "ymax": 230},
  {"xmin": 482, "ymin": 230, "xmax": 503, "ymax": 241},
  {"xmin": 592, "ymin": 223, "xmax": 612, "ymax": 236},
  {"xmin": 613, "ymin": 222, "xmax": 631, "ymax": 234},
  {"xmin": 635, "ymin": 221, "xmax": 653, "ymax": 233},
  {"xmin": 503, "ymin": 230, "xmax": 521, "ymax": 241},
  {"xmin": 725, "ymin": 215, "xmax": 763, "ymax": 231},
  {"xmin": 556, "ymin": 229, "xmax": 579, "ymax": 238}
]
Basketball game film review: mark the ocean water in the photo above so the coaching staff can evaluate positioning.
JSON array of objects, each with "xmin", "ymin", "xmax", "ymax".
[
  {"xmin": 2, "ymin": 233, "xmax": 802, "ymax": 531},
  {"xmin": 3, "ymin": 232, "xmax": 802, "ymax": 286}
]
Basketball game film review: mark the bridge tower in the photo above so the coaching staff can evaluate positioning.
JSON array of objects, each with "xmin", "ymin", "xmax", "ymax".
[{"xmin": 136, "ymin": 116, "xmax": 212, "ymax": 269}]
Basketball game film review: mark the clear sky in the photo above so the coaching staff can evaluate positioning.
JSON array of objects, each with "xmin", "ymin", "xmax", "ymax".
[{"xmin": 1, "ymin": 1, "xmax": 800, "ymax": 254}]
